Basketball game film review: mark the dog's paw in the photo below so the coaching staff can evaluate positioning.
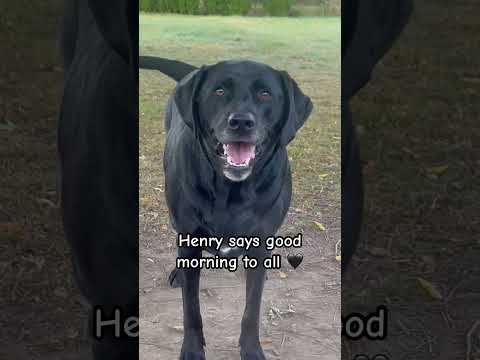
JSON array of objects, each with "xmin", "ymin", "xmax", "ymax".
[
  {"xmin": 179, "ymin": 349, "xmax": 206, "ymax": 360},
  {"xmin": 180, "ymin": 334, "xmax": 206, "ymax": 360},
  {"xmin": 240, "ymin": 346, "xmax": 266, "ymax": 360}
]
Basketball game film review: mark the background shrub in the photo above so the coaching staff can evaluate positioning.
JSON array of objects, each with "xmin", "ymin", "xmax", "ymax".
[
  {"xmin": 229, "ymin": 0, "xmax": 253, "ymax": 15},
  {"xmin": 139, "ymin": 0, "xmax": 339, "ymax": 16},
  {"xmin": 139, "ymin": 0, "xmax": 149, "ymax": 12},
  {"xmin": 140, "ymin": 0, "xmax": 201, "ymax": 13},
  {"xmin": 204, "ymin": 0, "xmax": 226, "ymax": 15},
  {"xmin": 263, "ymin": 0, "xmax": 293, "ymax": 16}
]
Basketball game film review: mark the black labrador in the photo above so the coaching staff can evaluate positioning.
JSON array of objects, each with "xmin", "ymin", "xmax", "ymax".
[
  {"xmin": 58, "ymin": 1, "xmax": 138, "ymax": 359},
  {"xmin": 140, "ymin": 56, "xmax": 312, "ymax": 359}
]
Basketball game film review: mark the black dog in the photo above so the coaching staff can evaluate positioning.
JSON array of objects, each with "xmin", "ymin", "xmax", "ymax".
[
  {"xmin": 140, "ymin": 56, "xmax": 312, "ymax": 359},
  {"xmin": 58, "ymin": 1, "xmax": 138, "ymax": 359}
]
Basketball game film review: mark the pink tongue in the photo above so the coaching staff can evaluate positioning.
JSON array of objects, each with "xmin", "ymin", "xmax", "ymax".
[{"xmin": 224, "ymin": 142, "xmax": 255, "ymax": 165}]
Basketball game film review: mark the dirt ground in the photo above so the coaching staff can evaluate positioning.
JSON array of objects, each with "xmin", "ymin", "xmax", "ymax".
[{"xmin": 139, "ymin": 211, "xmax": 341, "ymax": 359}]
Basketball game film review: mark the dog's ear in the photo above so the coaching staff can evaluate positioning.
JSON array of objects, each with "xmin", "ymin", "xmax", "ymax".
[
  {"xmin": 173, "ymin": 66, "xmax": 207, "ymax": 136},
  {"xmin": 279, "ymin": 71, "xmax": 314, "ymax": 146},
  {"xmin": 88, "ymin": 0, "xmax": 137, "ymax": 65}
]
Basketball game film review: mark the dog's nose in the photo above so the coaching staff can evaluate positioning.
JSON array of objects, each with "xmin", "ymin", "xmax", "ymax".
[{"xmin": 227, "ymin": 113, "xmax": 256, "ymax": 131}]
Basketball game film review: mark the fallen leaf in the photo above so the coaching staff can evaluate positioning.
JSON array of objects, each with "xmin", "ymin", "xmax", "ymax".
[
  {"xmin": 421, "ymin": 255, "xmax": 435, "ymax": 267},
  {"xmin": 279, "ymin": 271, "xmax": 288, "ymax": 279},
  {"xmin": 367, "ymin": 247, "xmax": 389, "ymax": 257},
  {"xmin": 66, "ymin": 328, "xmax": 79, "ymax": 339},
  {"xmin": 169, "ymin": 325, "xmax": 183, "ymax": 333},
  {"xmin": 427, "ymin": 165, "xmax": 449, "ymax": 175},
  {"xmin": 269, "ymin": 349, "xmax": 280, "ymax": 356},
  {"xmin": 140, "ymin": 197, "xmax": 153, "ymax": 206},
  {"xmin": 318, "ymin": 173, "xmax": 329, "ymax": 178},
  {"xmin": 401, "ymin": 147, "xmax": 419, "ymax": 158},
  {"xmin": 417, "ymin": 277, "xmax": 442, "ymax": 300},
  {"xmin": 36, "ymin": 198, "xmax": 57, "ymax": 208},
  {"xmin": 201, "ymin": 288, "xmax": 215, "ymax": 297},
  {"xmin": 0, "ymin": 222, "xmax": 22, "ymax": 237},
  {"xmin": 0, "ymin": 119, "xmax": 15, "ymax": 131},
  {"xmin": 313, "ymin": 221, "xmax": 325, "ymax": 231},
  {"xmin": 54, "ymin": 287, "xmax": 68, "ymax": 298},
  {"xmin": 462, "ymin": 76, "xmax": 480, "ymax": 83},
  {"xmin": 21, "ymin": 255, "xmax": 45, "ymax": 270},
  {"xmin": 149, "ymin": 212, "xmax": 159, "ymax": 219},
  {"xmin": 260, "ymin": 338, "xmax": 272, "ymax": 346},
  {"xmin": 451, "ymin": 182, "xmax": 463, "ymax": 190},
  {"xmin": 335, "ymin": 255, "xmax": 341, "ymax": 262}
]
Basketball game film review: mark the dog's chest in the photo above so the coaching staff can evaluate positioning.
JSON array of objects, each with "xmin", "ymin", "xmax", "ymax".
[{"xmin": 199, "ymin": 185, "xmax": 261, "ymax": 237}]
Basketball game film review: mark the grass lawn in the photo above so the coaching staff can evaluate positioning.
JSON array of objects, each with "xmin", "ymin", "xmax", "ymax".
[{"xmin": 139, "ymin": 14, "xmax": 341, "ymax": 219}]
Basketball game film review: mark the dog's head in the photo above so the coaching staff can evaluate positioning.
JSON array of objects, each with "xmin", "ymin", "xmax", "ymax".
[{"xmin": 174, "ymin": 60, "xmax": 313, "ymax": 182}]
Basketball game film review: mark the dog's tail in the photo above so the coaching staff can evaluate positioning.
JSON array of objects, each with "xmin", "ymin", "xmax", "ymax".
[{"xmin": 139, "ymin": 56, "xmax": 198, "ymax": 82}]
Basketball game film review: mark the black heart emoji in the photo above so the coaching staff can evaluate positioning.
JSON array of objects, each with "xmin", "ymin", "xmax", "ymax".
[{"xmin": 287, "ymin": 254, "xmax": 303, "ymax": 269}]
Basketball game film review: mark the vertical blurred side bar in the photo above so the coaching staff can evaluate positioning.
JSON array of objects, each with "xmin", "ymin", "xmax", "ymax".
[
  {"xmin": 340, "ymin": 0, "xmax": 413, "ymax": 272},
  {"xmin": 58, "ymin": 1, "xmax": 139, "ymax": 359}
]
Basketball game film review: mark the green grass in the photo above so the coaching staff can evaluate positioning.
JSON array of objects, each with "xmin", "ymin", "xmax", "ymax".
[
  {"xmin": 140, "ymin": 15, "xmax": 339, "ymax": 71},
  {"xmin": 139, "ymin": 15, "xmax": 340, "ymax": 216}
]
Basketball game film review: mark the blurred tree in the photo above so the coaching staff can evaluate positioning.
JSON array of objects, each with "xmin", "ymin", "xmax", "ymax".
[
  {"xmin": 140, "ymin": 0, "xmax": 339, "ymax": 15},
  {"xmin": 264, "ymin": 0, "xmax": 293, "ymax": 16}
]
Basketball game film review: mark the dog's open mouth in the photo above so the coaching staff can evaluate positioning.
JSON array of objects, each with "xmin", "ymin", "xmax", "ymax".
[{"xmin": 216, "ymin": 142, "xmax": 256, "ymax": 167}]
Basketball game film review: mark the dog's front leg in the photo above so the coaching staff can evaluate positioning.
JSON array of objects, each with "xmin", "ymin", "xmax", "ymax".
[
  {"xmin": 179, "ymin": 247, "xmax": 206, "ymax": 360},
  {"xmin": 239, "ymin": 250, "xmax": 268, "ymax": 360}
]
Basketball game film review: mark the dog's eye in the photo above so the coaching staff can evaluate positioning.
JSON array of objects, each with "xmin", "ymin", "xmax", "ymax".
[
  {"xmin": 258, "ymin": 90, "xmax": 272, "ymax": 101},
  {"xmin": 215, "ymin": 88, "xmax": 225, "ymax": 96}
]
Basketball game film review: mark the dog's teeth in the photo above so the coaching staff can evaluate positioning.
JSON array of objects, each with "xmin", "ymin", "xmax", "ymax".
[{"xmin": 228, "ymin": 158, "xmax": 249, "ymax": 167}]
